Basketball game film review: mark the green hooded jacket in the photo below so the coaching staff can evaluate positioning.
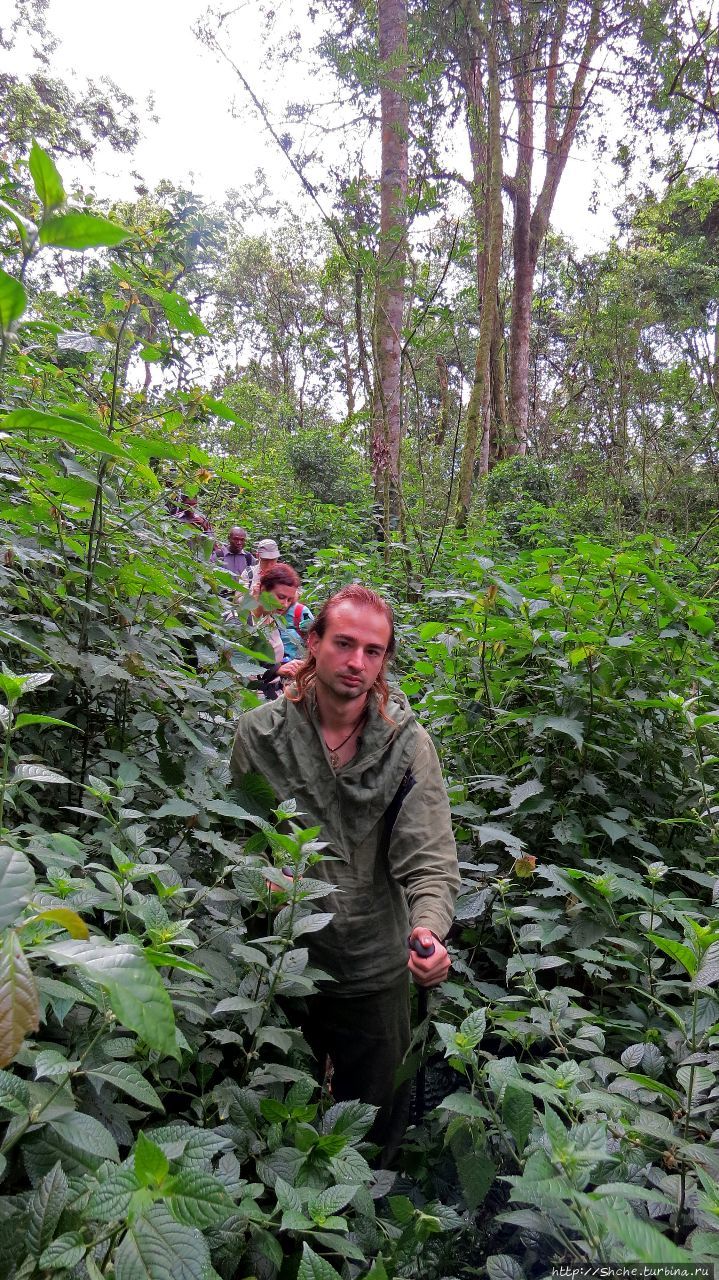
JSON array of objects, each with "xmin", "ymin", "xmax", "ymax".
[{"xmin": 230, "ymin": 688, "xmax": 460, "ymax": 994}]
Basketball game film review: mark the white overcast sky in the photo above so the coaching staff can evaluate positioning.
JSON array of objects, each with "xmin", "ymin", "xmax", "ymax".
[{"xmin": 7, "ymin": 0, "xmax": 617, "ymax": 250}]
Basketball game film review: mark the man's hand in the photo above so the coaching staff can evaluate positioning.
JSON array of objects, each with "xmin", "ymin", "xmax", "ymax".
[
  {"xmin": 408, "ymin": 927, "xmax": 450, "ymax": 988},
  {"xmin": 278, "ymin": 659, "xmax": 303, "ymax": 680}
]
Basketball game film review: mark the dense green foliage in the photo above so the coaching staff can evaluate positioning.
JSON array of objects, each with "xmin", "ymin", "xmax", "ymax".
[{"xmin": 1, "ymin": 29, "xmax": 719, "ymax": 1274}]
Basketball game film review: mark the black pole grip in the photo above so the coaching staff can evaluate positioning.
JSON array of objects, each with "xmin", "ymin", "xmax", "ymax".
[{"xmin": 409, "ymin": 935, "xmax": 436, "ymax": 958}]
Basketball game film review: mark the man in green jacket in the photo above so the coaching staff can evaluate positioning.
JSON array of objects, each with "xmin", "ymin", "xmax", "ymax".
[{"xmin": 230, "ymin": 584, "xmax": 460, "ymax": 1158}]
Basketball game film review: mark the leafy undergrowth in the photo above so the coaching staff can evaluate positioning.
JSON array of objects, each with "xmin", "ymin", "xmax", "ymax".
[{"xmin": 1, "ymin": 146, "xmax": 719, "ymax": 1279}]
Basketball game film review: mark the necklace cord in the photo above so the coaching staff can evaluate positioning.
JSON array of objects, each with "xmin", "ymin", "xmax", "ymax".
[{"xmin": 322, "ymin": 705, "xmax": 368, "ymax": 760}]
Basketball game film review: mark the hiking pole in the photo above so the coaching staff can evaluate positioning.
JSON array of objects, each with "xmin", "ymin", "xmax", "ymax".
[{"xmin": 409, "ymin": 935, "xmax": 435, "ymax": 1123}]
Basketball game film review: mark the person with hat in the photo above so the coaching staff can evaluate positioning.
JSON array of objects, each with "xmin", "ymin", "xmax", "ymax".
[{"xmin": 241, "ymin": 537, "xmax": 281, "ymax": 597}]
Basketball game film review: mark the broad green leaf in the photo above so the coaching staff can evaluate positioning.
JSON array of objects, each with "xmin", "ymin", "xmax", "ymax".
[
  {"xmin": 88, "ymin": 1061, "xmax": 164, "ymax": 1110},
  {"xmin": 321, "ymin": 1099, "xmax": 377, "ymax": 1140},
  {"xmin": 0, "ymin": 846, "xmax": 35, "ymax": 928},
  {"xmin": 623, "ymin": 1073, "xmax": 681, "ymax": 1103},
  {"xmin": 143, "ymin": 950, "xmax": 212, "ymax": 979},
  {"xmin": 144, "ymin": 287, "xmax": 209, "ymax": 337},
  {"xmin": 0, "ymin": 1065, "xmax": 31, "ymax": 1113},
  {"xmin": 676, "ymin": 1063, "xmax": 714, "ymax": 1099},
  {"xmin": 419, "ymin": 622, "xmax": 446, "ymax": 641},
  {"xmin": 0, "ymin": 631, "xmax": 52, "ymax": 662},
  {"xmin": 686, "ymin": 608, "xmax": 714, "ymax": 636},
  {"xmin": 598, "ymin": 1205, "xmax": 693, "ymax": 1262},
  {"xmin": 29, "ymin": 141, "xmax": 65, "ymax": 210},
  {"xmin": 620, "ymin": 1044, "xmax": 644, "ymax": 1069},
  {"xmin": 308, "ymin": 1184, "xmax": 359, "ymax": 1220},
  {"xmin": 41, "ymin": 939, "xmax": 178, "ymax": 1058},
  {"xmin": 508, "ymin": 778, "xmax": 543, "ymax": 809},
  {"xmin": 365, "ymin": 1257, "xmax": 389, "ymax": 1280},
  {"xmin": 27, "ymin": 1161, "xmax": 69, "ymax": 1258},
  {"xmin": 474, "ymin": 823, "xmax": 526, "ymax": 855},
  {"xmin": 455, "ymin": 1149, "xmax": 495, "ymax": 1211},
  {"xmin": 38, "ymin": 1232, "xmax": 85, "ymax": 1270},
  {"xmin": 596, "ymin": 816, "xmax": 628, "ymax": 845},
  {"xmin": 40, "ymin": 211, "xmax": 129, "ymax": 250},
  {"xmin": 532, "ymin": 715, "xmax": 584, "ymax": 749},
  {"xmin": 203, "ymin": 396, "xmax": 252, "ymax": 426},
  {"xmin": 690, "ymin": 939, "xmax": 719, "ymax": 991},
  {"xmin": 297, "ymin": 1242, "xmax": 344, "ymax": 1280},
  {"xmin": 0, "ymin": 931, "xmax": 39, "ymax": 1066},
  {"xmin": 13, "ymin": 713, "xmax": 79, "ymax": 731},
  {"xmin": 10, "ymin": 762, "xmax": 71, "ymax": 787},
  {"xmin": 163, "ymin": 1169, "xmax": 234, "ymax": 1227},
  {"xmin": 27, "ymin": 907, "xmax": 89, "ymax": 939},
  {"xmin": 48, "ymin": 1111, "xmax": 120, "ymax": 1163},
  {"xmin": 437, "ymin": 1091, "xmax": 491, "ymax": 1120},
  {"xmin": 205, "ymin": 798, "xmax": 260, "ymax": 821},
  {"xmin": 15, "ymin": 671, "xmax": 54, "ymax": 694},
  {"xmin": 134, "ymin": 1130, "xmax": 169, "ymax": 1187},
  {"xmin": 502, "ymin": 1086, "xmax": 533, "ymax": 1152},
  {"xmin": 0, "ymin": 268, "xmax": 27, "ymax": 330},
  {"xmin": 87, "ymin": 1165, "xmax": 140, "ymax": 1222},
  {"xmin": 34, "ymin": 1047, "xmax": 77, "ymax": 1078},
  {"xmin": 151, "ymin": 798, "xmax": 200, "ymax": 819},
  {"xmin": 115, "ymin": 1204, "xmax": 213, "ymax": 1280},
  {"xmin": 486, "ymin": 1257, "xmax": 526, "ymax": 1280},
  {"xmin": 0, "ymin": 196, "xmax": 36, "ymax": 242},
  {"xmin": 274, "ymin": 1175, "xmax": 302, "ymax": 1213},
  {"xmin": 3, "ymin": 408, "xmax": 133, "ymax": 462},
  {"xmin": 388, "ymin": 1194, "xmax": 415, "ymax": 1224},
  {"xmin": 646, "ymin": 932, "xmax": 697, "ymax": 977},
  {"xmin": 459, "ymin": 1007, "xmax": 486, "ymax": 1047}
]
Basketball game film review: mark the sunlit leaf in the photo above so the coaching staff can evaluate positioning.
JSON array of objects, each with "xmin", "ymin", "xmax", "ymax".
[
  {"xmin": 27, "ymin": 908, "xmax": 89, "ymax": 939},
  {"xmin": 40, "ymin": 211, "xmax": 130, "ymax": 250},
  {"xmin": 0, "ymin": 931, "xmax": 39, "ymax": 1066},
  {"xmin": 41, "ymin": 939, "xmax": 178, "ymax": 1059},
  {"xmin": 29, "ymin": 141, "xmax": 66, "ymax": 211},
  {"xmin": 0, "ymin": 846, "xmax": 35, "ymax": 929},
  {"xmin": 0, "ymin": 268, "xmax": 27, "ymax": 331}
]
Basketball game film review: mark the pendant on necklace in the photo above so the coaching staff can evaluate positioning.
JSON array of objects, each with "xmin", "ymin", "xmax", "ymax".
[{"xmin": 329, "ymin": 749, "xmax": 341, "ymax": 770}]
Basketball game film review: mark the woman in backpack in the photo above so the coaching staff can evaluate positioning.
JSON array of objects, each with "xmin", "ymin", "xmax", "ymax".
[{"xmin": 251, "ymin": 563, "xmax": 313, "ymax": 697}]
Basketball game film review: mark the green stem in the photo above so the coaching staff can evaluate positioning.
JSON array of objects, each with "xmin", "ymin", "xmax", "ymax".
[
  {"xmin": 676, "ymin": 993, "xmax": 699, "ymax": 1232},
  {"xmin": 0, "ymin": 710, "xmax": 13, "ymax": 835},
  {"xmin": 241, "ymin": 867, "xmax": 303, "ymax": 1084}
]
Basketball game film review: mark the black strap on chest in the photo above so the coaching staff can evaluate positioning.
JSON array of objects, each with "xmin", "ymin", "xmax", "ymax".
[{"xmin": 380, "ymin": 766, "xmax": 415, "ymax": 858}]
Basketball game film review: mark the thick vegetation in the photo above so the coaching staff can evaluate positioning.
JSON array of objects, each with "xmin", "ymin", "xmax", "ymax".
[{"xmin": 2, "ymin": 18, "xmax": 719, "ymax": 1276}]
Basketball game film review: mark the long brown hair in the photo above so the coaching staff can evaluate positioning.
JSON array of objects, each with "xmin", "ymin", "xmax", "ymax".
[
  {"xmin": 286, "ymin": 584, "xmax": 395, "ymax": 718},
  {"xmin": 261, "ymin": 563, "xmax": 300, "ymax": 594}
]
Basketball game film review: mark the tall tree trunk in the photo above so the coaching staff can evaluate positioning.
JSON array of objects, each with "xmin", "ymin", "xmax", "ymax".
[
  {"xmin": 456, "ymin": 15, "xmax": 503, "ymax": 526},
  {"xmin": 491, "ymin": 299, "xmax": 508, "ymax": 456},
  {"xmin": 372, "ymin": 0, "xmax": 409, "ymax": 527},
  {"xmin": 460, "ymin": 14, "xmax": 507, "ymax": 473},
  {"xmin": 505, "ymin": 0, "xmax": 536, "ymax": 455},
  {"xmin": 505, "ymin": 0, "xmax": 603, "ymax": 454},
  {"xmin": 435, "ymin": 354, "xmax": 451, "ymax": 446}
]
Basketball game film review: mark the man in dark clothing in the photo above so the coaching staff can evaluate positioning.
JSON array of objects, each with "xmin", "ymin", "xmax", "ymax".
[
  {"xmin": 214, "ymin": 526, "xmax": 255, "ymax": 579},
  {"xmin": 230, "ymin": 585, "xmax": 460, "ymax": 1160},
  {"xmin": 176, "ymin": 493, "xmax": 212, "ymax": 533}
]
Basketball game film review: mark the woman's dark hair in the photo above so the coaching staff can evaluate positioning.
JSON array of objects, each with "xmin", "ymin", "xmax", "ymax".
[
  {"xmin": 261, "ymin": 563, "xmax": 301, "ymax": 594},
  {"xmin": 287, "ymin": 584, "xmax": 395, "ymax": 718}
]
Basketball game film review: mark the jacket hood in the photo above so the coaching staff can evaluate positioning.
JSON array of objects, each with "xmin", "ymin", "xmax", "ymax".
[{"xmin": 240, "ymin": 687, "xmax": 419, "ymax": 859}]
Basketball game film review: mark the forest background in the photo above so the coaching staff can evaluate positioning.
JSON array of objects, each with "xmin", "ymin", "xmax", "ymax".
[{"xmin": 2, "ymin": 0, "xmax": 719, "ymax": 1277}]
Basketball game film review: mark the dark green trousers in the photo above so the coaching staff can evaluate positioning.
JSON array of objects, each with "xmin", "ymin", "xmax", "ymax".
[{"xmin": 302, "ymin": 973, "xmax": 411, "ymax": 1166}]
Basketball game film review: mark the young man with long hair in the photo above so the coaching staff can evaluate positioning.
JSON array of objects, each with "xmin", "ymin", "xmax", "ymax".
[{"xmin": 230, "ymin": 585, "xmax": 459, "ymax": 1161}]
